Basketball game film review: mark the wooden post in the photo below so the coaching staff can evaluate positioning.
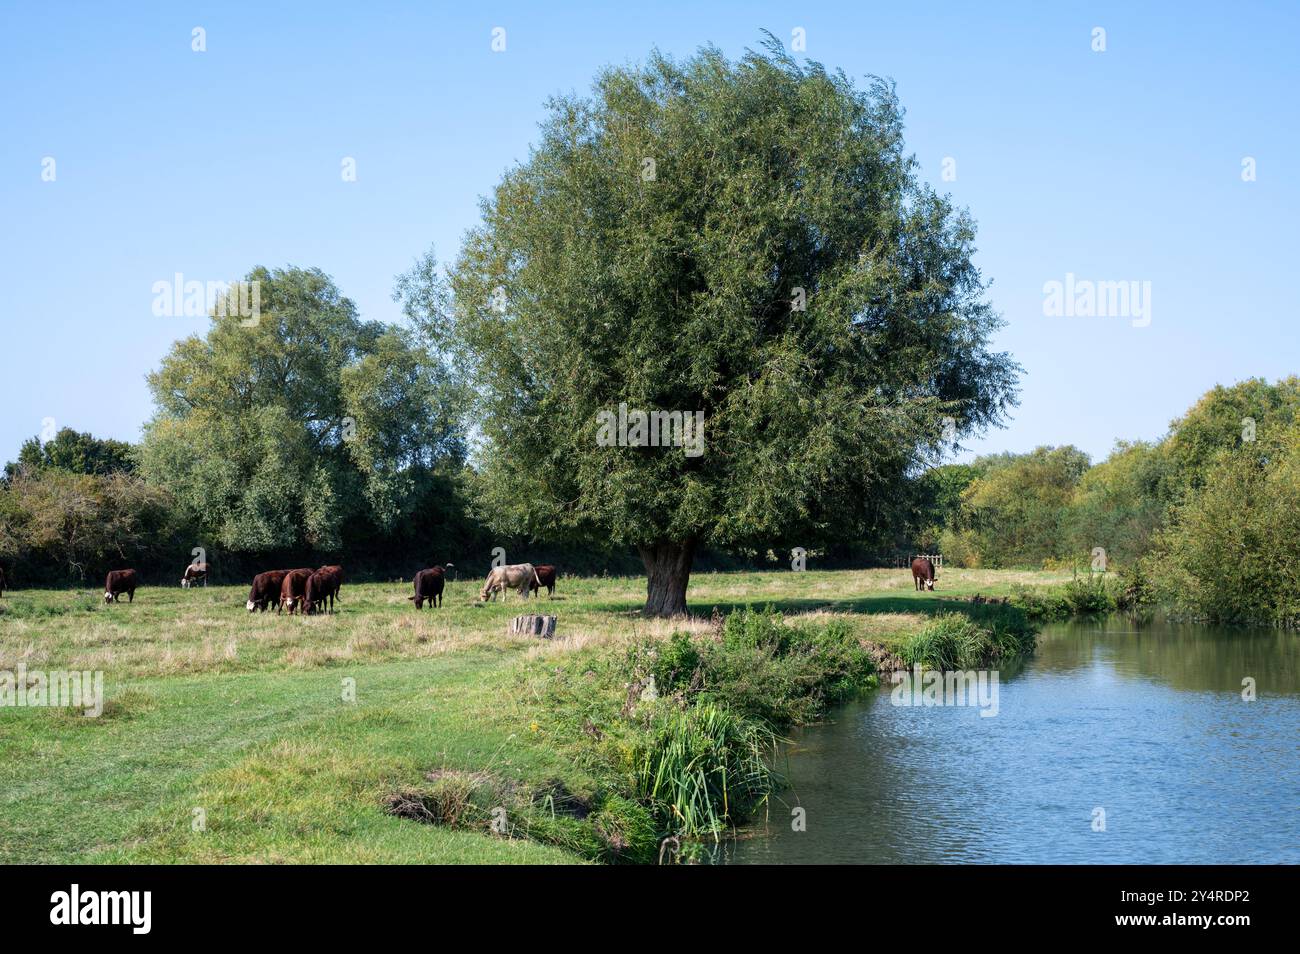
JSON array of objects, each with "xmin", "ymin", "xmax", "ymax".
[{"xmin": 509, "ymin": 615, "xmax": 557, "ymax": 638}]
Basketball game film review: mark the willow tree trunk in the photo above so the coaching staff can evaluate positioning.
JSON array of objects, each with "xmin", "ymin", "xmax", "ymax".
[{"xmin": 639, "ymin": 539, "xmax": 695, "ymax": 618}]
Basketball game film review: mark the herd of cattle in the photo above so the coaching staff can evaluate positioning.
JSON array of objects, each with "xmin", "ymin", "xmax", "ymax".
[
  {"xmin": 6, "ymin": 559, "xmax": 929, "ymax": 607},
  {"xmin": 91, "ymin": 560, "xmax": 561, "ymax": 614}
]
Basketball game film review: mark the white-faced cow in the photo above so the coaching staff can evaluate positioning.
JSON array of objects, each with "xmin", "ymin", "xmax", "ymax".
[
  {"xmin": 911, "ymin": 557, "xmax": 936, "ymax": 592},
  {"xmin": 247, "ymin": 569, "xmax": 288, "ymax": 612},
  {"xmin": 104, "ymin": 569, "xmax": 139, "ymax": 604},
  {"xmin": 479, "ymin": 563, "xmax": 541, "ymax": 602},
  {"xmin": 181, "ymin": 562, "xmax": 210, "ymax": 588},
  {"xmin": 279, "ymin": 568, "xmax": 313, "ymax": 615}
]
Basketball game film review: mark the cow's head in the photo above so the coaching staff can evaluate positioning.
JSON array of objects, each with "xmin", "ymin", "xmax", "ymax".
[
  {"xmin": 181, "ymin": 577, "xmax": 190, "ymax": 588},
  {"xmin": 925, "ymin": 577, "xmax": 935, "ymax": 591},
  {"xmin": 246, "ymin": 599, "xmax": 257, "ymax": 612},
  {"xmin": 103, "ymin": 591, "xmax": 114, "ymax": 604}
]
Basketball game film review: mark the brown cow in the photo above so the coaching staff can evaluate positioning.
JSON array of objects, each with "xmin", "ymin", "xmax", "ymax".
[
  {"xmin": 247, "ymin": 570, "xmax": 289, "ymax": 612},
  {"xmin": 104, "ymin": 569, "xmax": 139, "ymax": 604},
  {"xmin": 911, "ymin": 557, "xmax": 936, "ymax": 592},
  {"xmin": 408, "ymin": 566, "xmax": 445, "ymax": 609},
  {"xmin": 303, "ymin": 565, "xmax": 343, "ymax": 615},
  {"xmin": 279, "ymin": 568, "xmax": 313, "ymax": 615},
  {"xmin": 181, "ymin": 561, "xmax": 210, "ymax": 588},
  {"xmin": 529, "ymin": 564, "xmax": 557, "ymax": 598}
]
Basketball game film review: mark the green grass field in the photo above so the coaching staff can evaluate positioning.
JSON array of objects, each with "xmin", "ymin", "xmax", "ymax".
[{"xmin": 0, "ymin": 567, "xmax": 1067, "ymax": 864}]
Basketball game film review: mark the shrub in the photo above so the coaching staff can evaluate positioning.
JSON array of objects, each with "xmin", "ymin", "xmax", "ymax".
[
  {"xmin": 1115, "ymin": 563, "xmax": 1157, "ymax": 612},
  {"xmin": 1060, "ymin": 576, "xmax": 1117, "ymax": 615},
  {"xmin": 898, "ymin": 613, "xmax": 986, "ymax": 669},
  {"xmin": 651, "ymin": 631, "xmax": 701, "ymax": 695},
  {"xmin": 692, "ymin": 609, "xmax": 875, "ymax": 726},
  {"xmin": 897, "ymin": 610, "xmax": 1036, "ymax": 669}
]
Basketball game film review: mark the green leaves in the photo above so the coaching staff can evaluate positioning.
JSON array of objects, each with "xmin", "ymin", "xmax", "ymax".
[
  {"xmin": 450, "ymin": 41, "xmax": 1018, "ymax": 556},
  {"xmin": 139, "ymin": 267, "xmax": 466, "ymax": 554}
]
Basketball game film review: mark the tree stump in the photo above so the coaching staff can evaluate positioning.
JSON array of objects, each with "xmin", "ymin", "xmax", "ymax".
[{"xmin": 509, "ymin": 615, "xmax": 557, "ymax": 638}]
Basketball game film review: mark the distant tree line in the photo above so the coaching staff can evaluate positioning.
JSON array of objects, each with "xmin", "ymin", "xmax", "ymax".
[{"xmin": 904, "ymin": 377, "xmax": 1300, "ymax": 624}]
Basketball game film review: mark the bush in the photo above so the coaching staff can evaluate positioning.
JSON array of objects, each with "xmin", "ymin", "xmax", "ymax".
[
  {"xmin": 897, "ymin": 610, "xmax": 1036, "ymax": 669},
  {"xmin": 651, "ymin": 631, "xmax": 701, "ymax": 695},
  {"xmin": 1060, "ymin": 576, "xmax": 1117, "ymax": 615},
  {"xmin": 1115, "ymin": 563, "xmax": 1157, "ymax": 612},
  {"xmin": 1151, "ymin": 429, "xmax": 1300, "ymax": 625},
  {"xmin": 694, "ymin": 608, "xmax": 875, "ymax": 726}
]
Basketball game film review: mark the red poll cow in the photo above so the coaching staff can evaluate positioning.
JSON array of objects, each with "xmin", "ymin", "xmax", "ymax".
[
  {"xmin": 279, "ymin": 568, "xmax": 313, "ymax": 615},
  {"xmin": 303, "ymin": 565, "xmax": 343, "ymax": 615},
  {"xmin": 529, "ymin": 564, "xmax": 557, "ymax": 598},
  {"xmin": 247, "ymin": 570, "xmax": 289, "ymax": 612},
  {"xmin": 104, "ymin": 569, "xmax": 139, "ymax": 604},
  {"xmin": 911, "ymin": 557, "xmax": 937, "ymax": 592},
  {"xmin": 408, "ymin": 567, "xmax": 445, "ymax": 609}
]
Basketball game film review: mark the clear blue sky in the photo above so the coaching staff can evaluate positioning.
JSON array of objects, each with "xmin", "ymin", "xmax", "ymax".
[{"xmin": 2, "ymin": 1, "xmax": 1296, "ymax": 466}]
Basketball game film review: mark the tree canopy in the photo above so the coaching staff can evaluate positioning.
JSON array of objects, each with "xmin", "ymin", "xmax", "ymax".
[
  {"xmin": 445, "ymin": 39, "xmax": 1019, "ymax": 614},
  {"xmin": 3, "ymin": 428, "xmax": 135, "ymax": 482},
  {"xmin": 138, "ymin": 266, "xmax": 465, "ymax": 554}
]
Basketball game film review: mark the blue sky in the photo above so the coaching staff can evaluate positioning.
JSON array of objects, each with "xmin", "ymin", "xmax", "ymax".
[{"xmin": 2, "ymin": 1, "xmax": 1296, "ymax": 466}]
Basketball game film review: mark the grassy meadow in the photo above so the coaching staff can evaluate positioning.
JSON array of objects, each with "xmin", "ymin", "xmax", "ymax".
[{"xmin": 0, "ymin": 567, "xmax": 1068, "ymax": 864}]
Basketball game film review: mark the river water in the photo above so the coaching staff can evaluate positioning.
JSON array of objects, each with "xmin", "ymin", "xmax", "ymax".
[{"xmin": 725, "ymin": 615, "xmax": 1299, "ymax": 864}]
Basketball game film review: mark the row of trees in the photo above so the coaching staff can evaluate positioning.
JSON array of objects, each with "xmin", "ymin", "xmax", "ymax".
[{"xmin": 913, "ymin": 377, "xmax": 1300, "ymax": 624}]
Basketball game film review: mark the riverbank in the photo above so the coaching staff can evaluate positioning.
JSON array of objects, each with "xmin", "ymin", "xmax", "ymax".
[{"xmin": 0, "ymin": 568, "xmax": 1063, "ymax": 863}]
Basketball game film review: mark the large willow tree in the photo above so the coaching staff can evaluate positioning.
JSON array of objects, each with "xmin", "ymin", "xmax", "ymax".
[{"xmin": 448, "ymin": 39, "xmax": 1019, "ymax": 615}]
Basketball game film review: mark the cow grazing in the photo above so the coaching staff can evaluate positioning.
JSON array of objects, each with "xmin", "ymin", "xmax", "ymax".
[
  {"xmin": 408, "ymin": 567, "xmax": 445, "ymax": 609},
  {"xmin": 247, "ymin": 570, "xmax": 289, "ymax": 612},
  {"xmin": 104, "ymin": 569, "xmax": 139, "ymax": 604},
  {"xmin": 303, "ymin": 565, "xmax": 344, "ymax": 615},
  {"xmin": 911, "ymin": 557, "xmax": 936, "ymax": 592},
  {"xmin": 181, "ymin": 562, "xmax": 210, "ymax": 588},
  {"xmin": 529, "ymin": 564, "xmax": 557, "ymax": 598},
  {"xmin": 479, "ymin": 563, "xmax": 541, "ymax": 602},
  {"xmin": 279, "ymin": 568, "xmax": 314, "ymax": 615}
]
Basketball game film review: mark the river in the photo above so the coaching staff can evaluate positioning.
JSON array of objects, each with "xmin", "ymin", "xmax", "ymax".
[{"xmin": 725, "ymin": 615, "xmax": 1299, "ymax": 864}]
